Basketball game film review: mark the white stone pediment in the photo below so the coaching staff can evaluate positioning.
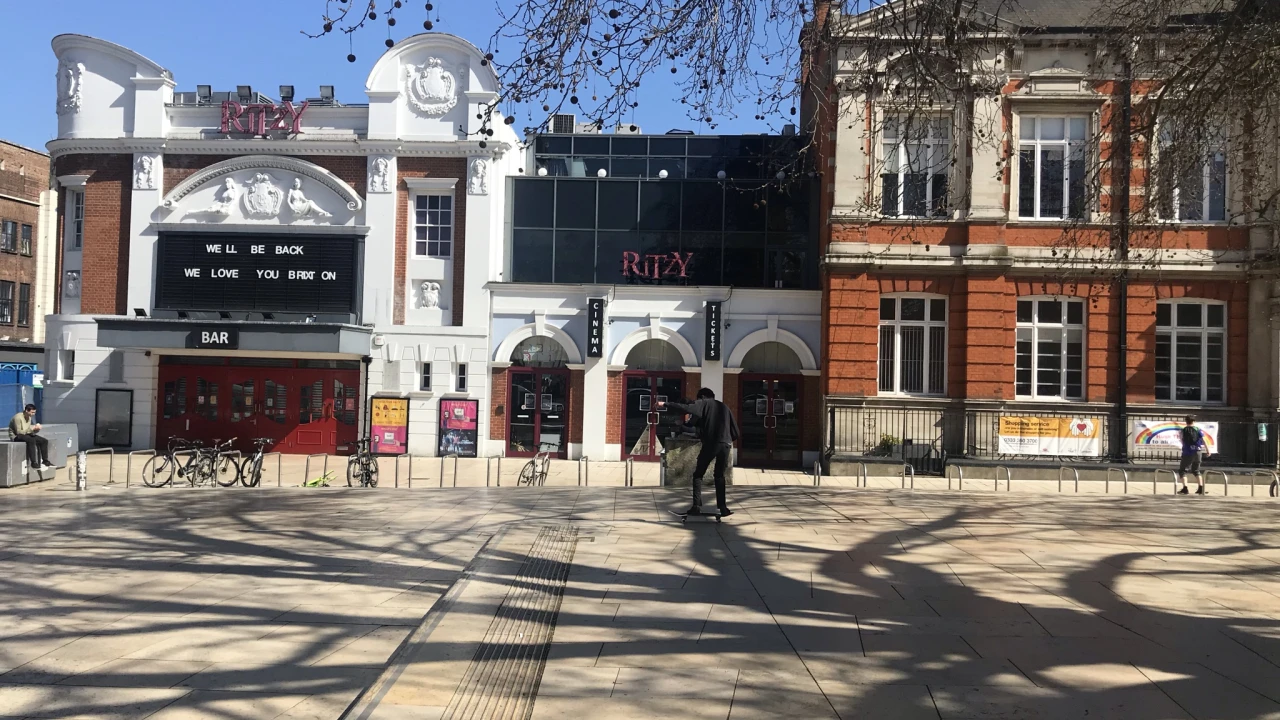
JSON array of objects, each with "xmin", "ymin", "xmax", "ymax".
[{"xmin": 158, "ymin": 155, "xmax": 362, "ymax": 225}]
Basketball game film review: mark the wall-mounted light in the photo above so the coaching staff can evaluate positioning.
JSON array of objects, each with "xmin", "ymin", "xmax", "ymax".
[
  {"xmin": 716, "ymin": 170, "xmax": 727, "ymax": 180},
  {"xmin": 278, "ymin": 85, "xmax": 294, "ymax": 102},
  {"xmin": 133, "ymin": 308, "xmax": 147, "ymax": 318},
  {"xmin": 196, "ymin": 85, "xmax": 212, "ymax": 103},
  {"xmin": 218, "ymin": 311, "xmax": 232, "ymax": 320},
  {"xmin": 657, "ymin": 169, "xmax": 669, "ymax": 179},
  {"xmin": 319, "ymin": 85, "xmax": 335, "ymax": 103},
  {"xmin": 596, "ymin": 168, "xmax": 607, "ymax": 178},
  {"xmin": 236, "ymin": 85, "xmax": 252, "ymax": 103}
]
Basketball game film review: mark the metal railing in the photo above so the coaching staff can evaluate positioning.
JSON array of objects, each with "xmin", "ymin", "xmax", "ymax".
[{"xmin": 69, "ymin": 447, "xmax": 115, "ymax": 486}]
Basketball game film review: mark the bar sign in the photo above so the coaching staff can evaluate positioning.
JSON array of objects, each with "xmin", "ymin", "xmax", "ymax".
[
  {"xmin": 705, "ymin": 301, "xmax": 722, "ymax": 361},
  {"xmin": 587, "ymin": 298, "xmax": 605, "ymax": 358}
]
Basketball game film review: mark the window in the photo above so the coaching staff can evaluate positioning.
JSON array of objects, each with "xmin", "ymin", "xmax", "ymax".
[
  {"xmin": 878, "ymin": 295, "xmax": 947, "ymax": 395},
  {"xmin": 414, "ymin": 194, "xmax": 453, "ymax": 257},
  {"xmin": 0, "ymin": 281, "xmax": 14, "ymax": 325},
  {"xmin": 456, "ymin": 363, "xmax": 468, "ymax": 393},
  {"xmin": 17, "ymin": 283, "xmax": 30, "ymax": 327},
  {"xmin": 1016, "ymin": 298, "xmax": 1085, "ymax": 399},
  {"xmin": 57, "ymin": 350, "xmax": 75, "ymax": 381},
  {"xmin": 1018, "ymin": 116, "xmax": 1088, "ymax": 220},
  {"xmin": 68, "ymin": 190, "xmax": 84, "ymax": 250},
  {"xmin": 1156, "ymin": 300, "xmax": 1225, "ymax": 403},
  {"xmin": 420, "ymin": 362, "xmax": 432, "ymax": 391},
  {"xmin": 20, "ymin": 224, "xmax": 31, "ymax": 256},
  {"xmin": 1157, "ymin": 124, "xmax": 1226, "ymax": 223},
  {"xmin": 881, "ymin": 117, "xmax": 950, "ymax": 218},
  {"xmin": 0, "ymin": 221, "xmax": 15, "ymax": 253}
]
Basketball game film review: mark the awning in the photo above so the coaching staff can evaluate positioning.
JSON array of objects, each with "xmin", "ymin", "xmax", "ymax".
[{"xmin": 95, "ymin": 318, "xmax": 372, "ymax": 356}]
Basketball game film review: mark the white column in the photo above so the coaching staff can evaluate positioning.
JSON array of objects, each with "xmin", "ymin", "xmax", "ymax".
[
  {"xmin": 364, "ymin": 155, "xmax": 397, "ymax": 326},
  {"xmin": 701, "ymin": 360, "xmax": 724, "ymax": 399},
  {"xmin": 462, "ymin": 156, "xmax": 492, "ymax": 328},
  {"xmin": 126, "ymin": 152, "xmax": 163, "ymax": 313},
  {"xmin": 581, "ymin": 356, "xmax": 610, "ymax": 459}
]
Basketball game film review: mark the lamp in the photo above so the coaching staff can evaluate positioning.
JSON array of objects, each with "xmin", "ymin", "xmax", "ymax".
[
  {"xmin": 236, "ymin": 85, "xmax": 253, "ymax": 103},
  {"xmin": 218, "ymin": 311, "xmax": 232, "ymax": 320},
  {"xmin": 319, "ymin": 85, "xmax": 335, "ymax": 103},
  {"xmin": 133, "ymin": 308, "xmax": 147, "ymax": 318},
  {"xmin": 261, "ymin": 312, "xmax": 275, "ymax": 320},
  {"xmin": 278, "ymin": 85, "xmax": 294, "ymax": 102},
  {"xmin": 176, "ymin": 311, "xmax": 188, "ymax": 319},
  {"xmin": 196, "ymin": 85, "xmax": 212, "ymax": 103}
]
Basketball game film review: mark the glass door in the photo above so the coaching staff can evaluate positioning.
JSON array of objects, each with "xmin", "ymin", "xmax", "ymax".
[
  {"xmin": 738, "ymin": 378, "xmax": 772, "ymax": 467},
  {"xmin": 507, "ymin": 369, "xmax": 569, "ymax": 457},
  {"xmin": 737, "ymin": 375, "xmax": 802, "ymax": 468},
  {"xmin": 622, "ymin": 373, "xmax": 684, "ymax": 461}
]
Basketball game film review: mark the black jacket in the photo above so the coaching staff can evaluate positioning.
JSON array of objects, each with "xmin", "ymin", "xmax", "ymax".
[{"xmin": 667, "ymin": 398, "xmax": 740, "ymax": 445}]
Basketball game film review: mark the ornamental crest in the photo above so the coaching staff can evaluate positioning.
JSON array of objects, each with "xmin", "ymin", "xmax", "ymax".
[
  {"xmin": 56, "ymin": 59, "xmax": 84, "ymax": 116},
  {"xmin": 405, "ymin": 57, "xmax": 458, "ymax": 116},
  {"xmin": 242, "ymin": 172, "xmax": 283, "ymax": 218}
]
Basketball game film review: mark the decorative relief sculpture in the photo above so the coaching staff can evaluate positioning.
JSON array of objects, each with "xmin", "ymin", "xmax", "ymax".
[
  {"xmin": 56, "ymin": 59, "xmax": 83, "ymax": 116},
  {"xmin": 193, "ymin": 178, "xmax": 239, "ymax": 217},
  {"xmin": 467, "ymin": 158, "xmax": 489, "ymax": 195},
  {"xmin": 419, "ymin": 281, "xmax": 441, "ymax": 309},
  {"xmin": 369, "ymin": 156, "xmax": 391, "ymax": 193},
  {"xmin": 243, "ymin": 173, "xmax": 283, "ymax": 218},
  {"xmin": 405, "ymin": 57, "xmax": 458, "ymax": 116},
  {"xmin": 63, "ymin": 271, "xmax": 81, "ymax": 298},
  {"xmin": 134, "ymin": 155, "xmax": 157, "ymax": 191},
  {"xmin": 287, "ymin": 178, "xmax": 332, "ymax": 219}
]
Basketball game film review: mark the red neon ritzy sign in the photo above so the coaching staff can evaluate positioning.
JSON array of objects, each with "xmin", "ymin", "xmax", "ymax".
[
  {"xmin": 220, "ymin": 101, "xmax": 309, "ymax": 135},
  {"xmin": 622, "ymin": 251, "xmax": 694, "ymax": 279}
]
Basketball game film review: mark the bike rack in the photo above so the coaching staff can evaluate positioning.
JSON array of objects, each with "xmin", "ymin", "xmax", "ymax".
[
  {"xmin": 495, "ymin": 456, "xmax": 502, "ymax": 487},
  {"xmin": 442, "ymin": 454, "xmax": 459, "ymax": 487},
  {"xmin": 625, "ymin": 457, "xmax": 634, "ymax": 487},
  {"xmin": 258, "ymin": 452, "xmax": 283, "ymax": 487},
  {"xmin": 945, "ymin": 464, "xmax": 963, "ymax": 490},
  {"xmin": 901, "ymin": 463, "xmax": 915, "ymax": 490},
  {"xmin": 995, "ymin": 465, "xmax": 1011, "ymax": 492},
  {"xmin": 578, "ymin": 456, "xmax": 590, "ymax": 487},
  {"xmin": 1203, "ymin": 468, "xmax": 1229, "ymax": 496},
  {"xmin": 303, "ymin": 453, "xmax": 329, "ymax": 486},
  {"xmin": 1251, "ymin": 468, "xmax": 1277, "ymax": 498},
  {"xmin": 1058, "ymin": 466, "xmax": 1079, "ymax": 492},
  {"xmin": 1106, "ymin": 466, "xmax": 1130, "ymax": 494},
  {"xmin": 69, "ymin": 447, "xmax": 115, "ymax": 487},
  {"xmin": 813, "ymin": 461, "xmax": 821, "ymax": 487},
  {"xmin": 1153, "ymin": 467, "xmax": 1178, "ymax": 494},
  {"xmin": 393, "ymin": 455, "xmax": 410, "ymax": 488},
  {"xmin": 125, "ymin": 449, "xmax": 156, "ymax": 489}
]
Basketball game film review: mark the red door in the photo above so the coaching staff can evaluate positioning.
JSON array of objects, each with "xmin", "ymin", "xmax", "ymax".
[
  {"xmin": 158, "ymin": 365, "xmax": 228, "ymax": 448},
  {"xmin": 621, "ymin": 372, "xmax": 685, "ymax": 461},
  {"xmin": 227, "ymin": 370, "xmax": 294, "ymax": 454}
]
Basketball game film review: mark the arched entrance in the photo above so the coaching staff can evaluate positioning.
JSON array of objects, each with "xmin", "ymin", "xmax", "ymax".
[
  {"xmin": 622, "ymin": 339, "xmax": 687, "ymax": 461},
  {"xmin": 738, "ymin": 341, "xmax": 804, "ymax": 468},
  {"xmin": 506, "ymin": 336, "xmax": 570, "ymax": 457}
]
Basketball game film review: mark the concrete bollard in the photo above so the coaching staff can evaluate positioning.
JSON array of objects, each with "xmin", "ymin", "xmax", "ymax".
[{"xmin": 75, "ymin": 451, "xmax": 88, "ymax": 491}]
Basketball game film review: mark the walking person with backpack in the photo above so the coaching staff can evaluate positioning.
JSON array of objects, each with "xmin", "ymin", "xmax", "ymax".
[
  {"xmin": 658, "ymin": 388, "xmax": 740, "ymax": 517},
  {"xmin": 1177, "ymin": 415, "xmax": 1209, "ymax": 495}
]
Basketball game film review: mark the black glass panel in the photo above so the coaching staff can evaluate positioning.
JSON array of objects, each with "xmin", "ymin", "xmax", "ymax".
[
  {"xmin": 681, "ymin": 233, "xmax": 722, "ymax": 285},
  {"xmin": 554, "ymin": 230, "xmax": 596, "ymax": 284},
  {"xmin": 611, "ymin": 137, "xmax": 648, "ymax": 155},
  {"xmin": 767, "ymin": 186, "xmax": 809, "ymax": 232},
  {"xmin": 595, "ymin": 231, "xmax": 641, "ymax": 284},
  {"xmin": 685, "ymin": 157, "xmax": 720, "ymax": 178},
  {"xmin": 513, "ymin": 179, "xmax": 554, "ymax": 227},
  {"xmin": 535, "ymin": 136, "xmax": 572, "ymax": 154},
  {"xmin": 598, "ymin": 182, "xmax": 638, "ymax": 230},
  {"xmin": 556, "ymin": 180, "xmax": 596, "ymax": 229},
  {"xmin": 511, "ymin": 229, "xmax": 553, "ymax": 283},
  {"xmin": 724, "ymin": 234, "xmax": 767, "ymax": 287},
  {"xmin": 682, "ymin": 183, "xmax": 722, "ymax": 231},
  {"xmin": 648, "ymin": 159, "xmax": 686, "ymax": 179},
  {"xmin": 649, "ymin": 137, "xmax": 687, "ymax": 156},
  {"xmin": 724, "ymin": 184, "xmax": 768, "ymax": 231},
  {"xmin": 574, "ymin": 136, "xmax": 610, "ymax": 155},
  {"xmin": 639, "ymin": 182, "xmax": 681, "ymax": 231},
  {"xmin": 686, "ymin": 138, "xmax": 721, "ymax": 156},
  {"xmin": 770, "ymin": 250, "xmax": 805, "ymax": 289},
  {"xmin": 610, "ymin": 159, "xmax": 648, "ymax": 178}
]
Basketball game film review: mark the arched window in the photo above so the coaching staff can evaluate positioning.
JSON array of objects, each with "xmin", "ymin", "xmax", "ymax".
[
  {"xmin": 625, "ymin": 339, "xmax": 684, "ymax": 372},
  {"xmin": 510, "ymin": 336, "xmax": 569, "ymax": 368},
  {"xmin": 741, "ymin": 342, "xmax": 803, "ymax": 374},
  {"xmin": 878, "ymin": 294, "xmax": 946, "ymax": 396}
]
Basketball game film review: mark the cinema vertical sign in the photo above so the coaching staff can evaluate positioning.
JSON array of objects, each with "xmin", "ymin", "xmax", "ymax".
[{"xmin": 220, "ymin": 100, "xmax": 309, "ymax": 136}]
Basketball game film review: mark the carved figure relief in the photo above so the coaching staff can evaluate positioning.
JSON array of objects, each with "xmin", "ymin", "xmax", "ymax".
[
  {"xmin": 56, "ymin": 59, "xmax": 83, "ymax": 116},
  {"xmin": 242, "ymin": 173, "xmax": 283, "ymax": 218},
  {"xmin": 63, "ymin": 271, "xmax": 81, "ymax": 298},
  {"xmin": 134, "ymin": 155, "xmax": 157, "ymax": 191},
  {"xmin": 192, "ymin": 178, "xmax": 239, "ymax": 217},
  {"xmin": 419, "ymin": 281, "xmax": 441, "ymax": 309},
  {"xmin": 287, "ymin": 178, "xmax": 332, "ymax": 219},
  {"xmin": 405, "ymin": 57, "xmax": 458, "ymax": 116},
  {"xmin": 369, "ymin": 156, "xmax": 391, "ymax": 193},
  {"xmin": 467, "ymin": 158, "xmax": 489, "ymax": 196}
]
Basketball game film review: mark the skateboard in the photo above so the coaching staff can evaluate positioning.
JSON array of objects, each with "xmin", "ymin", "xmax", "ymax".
[{"xmin": 669, "ymin": 509, "xmax": 722, "ymax": 523}]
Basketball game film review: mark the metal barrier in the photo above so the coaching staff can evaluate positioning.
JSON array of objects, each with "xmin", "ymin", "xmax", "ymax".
[
  {"xmin": 578, "ymin": 456, "xmax": 589, "ymax": 487},
  {"xmin": 1058, "ymin": 466, "xmax": 1079, "ymax": 493},
  {"xmin": 901, "ymin": 463, "xmax": 915, "ymax": 489},
  {"xmin": 1203, "ymin": 468, "xmax": 1229, "ymax": 496},
  {"xmin": 124, "ymin": 449, "xmax": 156, "ymax": 488},
  {"xmin": 995, "ymin": 465, "xmax": 1011, "ymax": 492},
  {"xmin": 1153, "ymin": 467, "xmax": 1178, "ymax": 494},
  {"xmin": 1251, "ymin": 468, "xmax": 1278, "ymax": 498},
  {"xmin": 441, "ymin": 454, "xmax": 459, "ymax": 487},
  {"xmin": 69, "ymin": 447, "xmax": 115, "ymax": 486},
  {"xmin": 303, "ymin": 453, "xmax": 329, "ymax": 486},
  {"xmin": 260, "ymin": 452, "xmax": 283, "ymax": 487},
  {"xmin": 945, "ymin": 464, "xmax": 963, "ymax": 490},
  {"xmin": 1106, "ymin": 466, "xmax": 1130, "ymax": 494},
  {"xmin": 813, "ymin": 461, "xmax": 821, "ymax": 487},
  {"xmin": 625, "ymin": 458, "xmax": 634, "ymax": 487}
]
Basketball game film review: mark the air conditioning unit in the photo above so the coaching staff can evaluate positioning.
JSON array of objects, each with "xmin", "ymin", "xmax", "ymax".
[
  {"xmin": 549, "ymin": 114, "xmax": 576, "ymax": 134},
  {"xmin": 575, "ymin": 120, "xmax": 602, "ymax": 134},
  {"xmin": 614, "ymin": 124, "xmax": 642, "ymax": 135}
]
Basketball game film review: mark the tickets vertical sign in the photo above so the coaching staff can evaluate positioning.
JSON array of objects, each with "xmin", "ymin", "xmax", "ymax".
[{"xmin": 370, "ymin": 397, "xmax": 409, "ymax": 455}]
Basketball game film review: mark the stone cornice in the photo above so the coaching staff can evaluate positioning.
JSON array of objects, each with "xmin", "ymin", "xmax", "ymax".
[{"xmin": 47, "ymin": 137, "xmax": 512, "ymax": 159}]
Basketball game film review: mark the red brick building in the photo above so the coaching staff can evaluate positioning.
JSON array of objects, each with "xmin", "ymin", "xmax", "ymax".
[
  {"xmin": 0, "ymin": 141, "xmax": 54, "ymax": 355},
  {"xmin": 810, "ymin": 3, "xmax": 1278, "ymax": 468}
]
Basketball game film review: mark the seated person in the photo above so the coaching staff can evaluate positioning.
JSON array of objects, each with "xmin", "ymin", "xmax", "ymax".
[{"xmin": 9, "ymin": 404, "xmax": 52, "ymax": 469}]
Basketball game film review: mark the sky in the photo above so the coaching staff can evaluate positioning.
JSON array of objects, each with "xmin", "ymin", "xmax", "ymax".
[{"xmin": 2, "ymin": 0, "xmax": 782, "ymax": 152}]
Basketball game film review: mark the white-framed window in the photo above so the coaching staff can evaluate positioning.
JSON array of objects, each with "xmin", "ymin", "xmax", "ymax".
[
  {"xmin": 1016, "ymin": 297, "xmax": 1085, "ymax": 399},
  {"xmin": 1157, "ymin": 124, "xmax": 1227, "ymax": 223},
  {"xmin": 414, "ymin": 193, "xmax": 453, "ymax": 257},
  {"xmin": 455, "ymin": 363, "xmax": 468, "ymax": 393},
  {"xmin": 67, "ymin": 189, "xmax": 84, "ymax": 250},
  {"xmin": 880, "ymin": 116, "xmax": 950, "ymax": 218},
  {"xmin": 57, "ymin": 350, "xmax": 75, "ymax": 382},
  {"xmin": 878, "ymin": 294, "xmax": 947, "ymax": 396},
  {"xmin": 1156, "ymin": 300, "xmax": 1225, "ymax": 403},
  {"xmin": 1018, "ymin": 116, "xmax": 1088, "ymax": 220},
  {"xmin": 420, "ymin": 362, "xmax": 432, "ymax": 391}
]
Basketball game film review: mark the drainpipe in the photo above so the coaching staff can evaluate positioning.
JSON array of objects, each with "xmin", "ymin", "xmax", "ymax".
[
  {"xmin": 362, "ymin": 355, "xmax": 373, "ymax": 445},
  {"xmin": 1115, "ymin": 51, "xmax": 1133, "ymax": 461}
]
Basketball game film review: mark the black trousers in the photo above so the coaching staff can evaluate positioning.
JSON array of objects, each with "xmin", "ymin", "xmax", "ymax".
[
  {"xmin": 692, "ymin": 441, "xmax": 731, "ymax": 510},
  {"xmin": 13, "ymin": 433, "xmax": 49, "ymax": 467}
]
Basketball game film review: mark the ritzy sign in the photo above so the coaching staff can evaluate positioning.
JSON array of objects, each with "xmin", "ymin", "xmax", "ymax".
[
  {"xmin": 220, "ymin": 100, "xmax": 309, "ymax": 135},
  {"xmin": 621, "ymin": 251, "xmax": 694, "ymax": 280}
]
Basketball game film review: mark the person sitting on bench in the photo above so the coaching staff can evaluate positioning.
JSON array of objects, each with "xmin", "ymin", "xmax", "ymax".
[{"xmin": 9, "ymin": 404, "xmax": 52, "ymax": 470}]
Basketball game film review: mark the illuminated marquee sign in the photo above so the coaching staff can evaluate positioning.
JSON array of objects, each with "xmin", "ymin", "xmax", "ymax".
[
  {"xmin": 621, "ymin": 251, "xmax": 694, "ymax": 280},
  {"xmin": 220, "ymin": 100, "xmax": 309, "ymax": 135}
]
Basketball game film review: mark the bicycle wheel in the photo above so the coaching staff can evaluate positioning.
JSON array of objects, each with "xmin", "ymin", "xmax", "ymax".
[
  {"xmin": 518, "ymin": 460, "xmax": 537, "ymax": 486},
  {"xmin": 347, "ymin": 457, "xmax": 361, "ymax": 487},
  {"xmin": 190, "ymin": 455, "xmax": 215, "ymax": 486},
  {"xmin": 140, "ymin": 455, "xmax": 174, "ymax": 488},
  {"xmin": 363, "ymin": 458, "xmax": 379, "ymax": 488},
  {"xmin": 215, "ymin": 455, "xmax": 241, "ymax": 487},
  {"xmin": 241, "ymin": 455, "xmax": 263, "ymax": 487}
]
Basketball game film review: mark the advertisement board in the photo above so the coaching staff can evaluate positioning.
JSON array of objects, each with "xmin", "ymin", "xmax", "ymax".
[
  {"xmin": 1133, "ymin": 420, "xmax": 1218, "ymax": 454},
  {"xmin": 370, "ymin": 397, "xmax": 409, "ymax": 456},
  {"xmin": 439, "ymin": 399, "xmax": 479, "ymax": 458},
  {"xmin": 997, "ymin": 416, "xmax": 1102, "ymax": 456}
]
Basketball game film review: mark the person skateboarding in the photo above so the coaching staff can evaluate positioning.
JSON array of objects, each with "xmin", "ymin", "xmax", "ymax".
[{"xmin": 658, "ymin": 388, "xmax": 740, "ymax": 517}]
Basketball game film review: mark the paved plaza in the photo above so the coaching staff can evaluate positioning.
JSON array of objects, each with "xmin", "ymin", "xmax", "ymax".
[{"xmin": 1, "ymin": 485, "xmax": 1279, "ymax": 718}]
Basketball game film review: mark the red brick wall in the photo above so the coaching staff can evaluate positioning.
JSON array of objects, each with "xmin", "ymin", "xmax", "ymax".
[
  {"xmin": 802, "ymin": 375, "xmax": 821, "ymax": 453},
  {"xmin": 396, "ymin": 158, "xmax": 467, "ymax": 325},
  {"xmin": 568, "ymin": 369, "xmax": 584, "ymax": 444},
  {"xmin": 490, "ymin": 366, "xmax": 507, "ymax": 442},
  {"xmin": 54, "ymin": 153, "xmax": 132, "ymax": 315},
  {"xmin": 0, "ymin": 144, "xmax": 47, "ymax": 340},
  {"xmin": 606, "ymin": 370, "xmax": 622, "ymax": 445}
]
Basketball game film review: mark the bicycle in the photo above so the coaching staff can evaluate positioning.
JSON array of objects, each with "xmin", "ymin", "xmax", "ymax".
[
  {"xmin": 347, "ymin": 439, "xmax": 379, "ymax": 488},
  {"xmin": 517, "ymin": 442, "xmax": 556, "ymax": 486},
  {"xmin": 141, "ymin": 438, "xmax": 204, "ymax": 488},
  {"xmin": 203, "ymin": 438, "xmax": 241, "ymax": 487},
  {"xmin": 239, "ymin": 438, "xmax": 274, "ymax": 487}
]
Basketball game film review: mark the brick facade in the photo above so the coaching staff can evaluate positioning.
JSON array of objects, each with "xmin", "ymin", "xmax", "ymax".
[
  {"xmin": 490, "ymin": 366, "xmax": 507, "ymax": 441},
  {"xmin": 606, "ymin": 370, "xmax": 622, "ymax": 445},
  {"xmin": 0, "ymin": 142, "xmax": 46, "ymax": 340},
  {"xmin": 395, "ymin": 158, "xmax": 467, "ymax": 325},
  {"xmin": 568, "ymin": 369, "xmax": 585, "ymax": 445},
  {"xmin": 53, "ymin": 153, "xmax": 131, "ymax": 316}
]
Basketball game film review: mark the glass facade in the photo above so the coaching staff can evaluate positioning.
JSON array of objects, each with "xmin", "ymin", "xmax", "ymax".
[{"xmin": 510, "ymin": 134, "xmax": 817, "ymax": 289}]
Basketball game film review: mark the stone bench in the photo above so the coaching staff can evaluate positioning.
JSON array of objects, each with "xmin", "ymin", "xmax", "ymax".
[{"xmin": 0, "ymin": 425, "xmax": 78, "ymax": 488}]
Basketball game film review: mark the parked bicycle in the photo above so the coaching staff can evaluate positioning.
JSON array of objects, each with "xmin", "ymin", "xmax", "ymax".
[
  {"xmin": 517, "ymin": 442, "xmax": 557, "ymax": 486},
  {"xmin": 239, "ymin": 437, "xmax": 274, "ymax": 487},
  {"xmin": 347, "ymin": 438, "xmax": 379, "ymax": 487},
  {"xmin": 141, "ymin": 437, "xmax": 240, "ymax": 488}
]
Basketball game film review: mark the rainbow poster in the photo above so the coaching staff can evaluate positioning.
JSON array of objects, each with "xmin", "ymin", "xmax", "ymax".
[{"xmin": 1132, "ymin": 420, "xmax": 1218, "ymax": 453}]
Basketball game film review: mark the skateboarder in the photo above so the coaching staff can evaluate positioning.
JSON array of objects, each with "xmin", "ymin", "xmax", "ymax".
[{"xmin": 659, "ymin": 388, "xmax": 740, "ymax": 517}]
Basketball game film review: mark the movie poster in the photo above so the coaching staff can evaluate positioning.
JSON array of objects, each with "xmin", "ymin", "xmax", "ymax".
[{"xmin": 439, "ymin": 399, "xmax": 479, "ymax": 458}]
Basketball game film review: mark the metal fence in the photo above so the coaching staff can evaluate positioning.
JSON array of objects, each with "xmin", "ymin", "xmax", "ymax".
[{"xmin": 828, "ymin": 405, "xmax": 1279, "ymax": 473}]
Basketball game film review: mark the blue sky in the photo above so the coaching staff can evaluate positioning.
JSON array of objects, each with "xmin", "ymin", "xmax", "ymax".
[{"xmin": 2, "ymin": 0, "xmax": 781, "ymax": 152}]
